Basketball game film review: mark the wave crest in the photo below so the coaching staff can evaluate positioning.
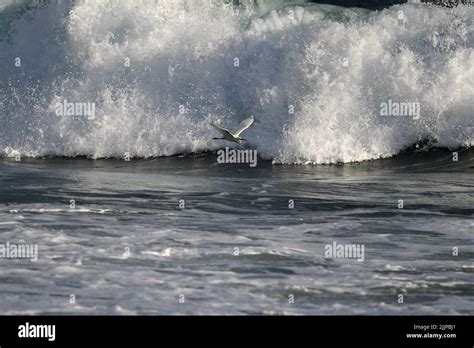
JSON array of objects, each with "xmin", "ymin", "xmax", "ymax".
[{"xmin": 0, "ymin": 0, "xmax": 472, "ymax": 163}]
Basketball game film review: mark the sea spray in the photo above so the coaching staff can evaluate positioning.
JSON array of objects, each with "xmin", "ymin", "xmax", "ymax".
[{"xmin": 0, "ymin": 0, "xmax": 472, "ymax": 163}]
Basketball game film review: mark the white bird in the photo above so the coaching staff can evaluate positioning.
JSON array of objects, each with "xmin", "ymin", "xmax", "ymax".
[{"xmin": 211, "ymin": 116, "xmax": 254, "ymax": 144}]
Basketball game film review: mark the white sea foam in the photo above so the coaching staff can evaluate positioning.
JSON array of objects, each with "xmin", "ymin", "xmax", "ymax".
[{"xmin": 0, "ymin": 0, "xmax": 472, "ymax": 164}]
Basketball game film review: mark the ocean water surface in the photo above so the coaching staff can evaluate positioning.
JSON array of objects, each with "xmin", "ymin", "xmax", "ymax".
[{"xmin": 0, "ymin": 0, "xmax": 472, "ymax": 314}]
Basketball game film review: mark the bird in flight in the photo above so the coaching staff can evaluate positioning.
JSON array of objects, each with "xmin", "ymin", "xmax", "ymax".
[{"xmin": 210, "ymin": 116, "xmax": 254, "ymax": 144}]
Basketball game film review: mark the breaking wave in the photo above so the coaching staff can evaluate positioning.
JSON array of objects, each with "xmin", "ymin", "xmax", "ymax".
[{"xmin": 0, "ymin": 0, "xmax": 472, "ymax": 164}]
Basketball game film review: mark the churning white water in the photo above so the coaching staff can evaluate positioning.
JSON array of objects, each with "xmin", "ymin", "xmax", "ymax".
[{"xmin": 0, "ymin": 0, "xmax": 472, "ymax": 163}]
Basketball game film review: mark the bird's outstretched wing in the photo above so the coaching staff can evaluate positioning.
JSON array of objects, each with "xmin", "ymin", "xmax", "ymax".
[
  {"xmin": 233, "ymin": 116, "xmax": 254, "ymax": 137},
  {"xmin": 210, "ymin": 122, "xmax": 232, "ymax": 137}
]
